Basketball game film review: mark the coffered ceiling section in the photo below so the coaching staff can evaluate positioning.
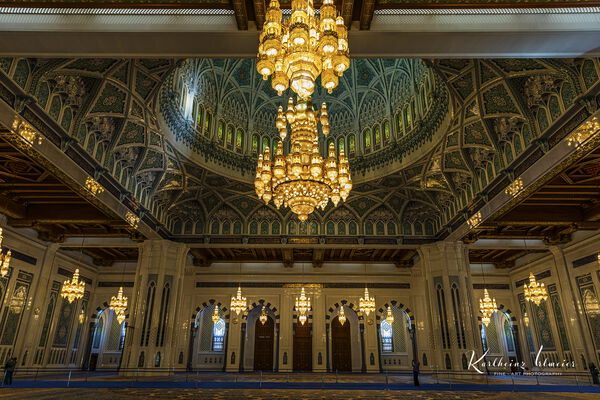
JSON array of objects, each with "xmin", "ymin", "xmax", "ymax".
[{"xmin": 0, "ymin": 57, "xmax": 599, "ymax": 244}]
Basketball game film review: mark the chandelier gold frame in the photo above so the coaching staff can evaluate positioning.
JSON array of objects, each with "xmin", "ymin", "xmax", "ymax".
[
  {"xmin": 257, "ymin": 0, "xmax": 349, "ymax": 99},
  {"xmin": 60, "ymin": 268, "xmax": 85, "ymax": 304},
  {"xmin": 255, "ymin": 97, "xmax": 351, "ymax": 221},
  {"xmin": 523, "ymin": 272, "xmax": 548, "ymax": 306}
]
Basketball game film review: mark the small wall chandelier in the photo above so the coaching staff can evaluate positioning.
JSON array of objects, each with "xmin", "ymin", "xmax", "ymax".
[
  {"xmin": 359, "ymin": 287, "xmax": 375, "ymax": 316},
  {"xmin": 337, "ymin": 305, "xmax": 346, "ymax": 326},
  {"xmin": 256, "ymin": 0, "xmax": 350, "ymax": 99},
  {"xmin": 255, "ymin": 97, "xmax": 352, "ymax": 221},
  {"xmin": 295, "ymin": 287, "xmax": 311, "ymax": 325},
  {"xmin": 231, "ymin": 286, "xmax": 247, "ymax": 316},
  {"xmin": 212, "ymin": 304, "xmax": 221, "ymax": 324},
  {"xmin": 109, "ymin": 286, "xmax": 128, "ymax": 324},
  {"xmin": 524, "ymin": 272, "xmax": 548, "ymax": 306},
  {"xmin": 60, "ymin": 268, "xmax": 85, "ymax": 303},
  {"xmin": 259, "ymin": 305, "xmax": 268, "ymax": 325},
  {"xmin": 0, "ymin": 228, "xmax": 12, "ymax": 278},
  {"xmin": 479, "ymin": 288, "xmax": 497, "ymax": 327},
  {"xmin": 385, "ymin": 306, "xmax": 394, "ymax": 324}
]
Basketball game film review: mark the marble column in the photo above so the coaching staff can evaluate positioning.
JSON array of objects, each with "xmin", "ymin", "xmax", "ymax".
[
  {"xmin": 19, "ymin": 242, "xmax": 59, "ymax": 367},
  {"xmin": 418, "ymin": 241, "xmax": 478, "ymax": 371},
  {"xmin": 548, "ymin": 245, "xmax": 595, "ymax": 370},
  {"xmin": 121, "ymin": 239, "xmax": 188, "ymax": 375},
  {"xmin": 311, "ymin": 287, "xmax": 326, "ymax": 372},
  {"xmin": 278, "ymin": 289, "xmax": 293, "ymax": 372}
]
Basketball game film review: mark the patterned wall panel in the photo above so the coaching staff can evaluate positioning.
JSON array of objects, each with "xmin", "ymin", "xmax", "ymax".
[
  {"xmin": 547, "ymin": 284, "xmax": 570, "ymax": 351},
  {"xmin": 576, "ymin": 274, "xmax": 600, "ymax": 352},
  {"xmin": 0, "ymin": 271, "xmax": 33, "ymax": 346}
]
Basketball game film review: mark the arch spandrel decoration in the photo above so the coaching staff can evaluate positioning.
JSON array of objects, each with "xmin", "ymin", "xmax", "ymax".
[{"xmin": 2, "ymin": 58, "xmax": 599, "ymax": 241}]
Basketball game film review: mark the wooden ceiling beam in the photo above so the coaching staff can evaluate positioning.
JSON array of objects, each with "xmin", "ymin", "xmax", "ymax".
[
  {"xmin": 341, "ymin": 0, "xmax": 354, "ymax": 27},
  {"xmin": 8, "ymin": 204, "xmax": 117, "ymax": 226},
  {"xmin": 253, "ymin": 0, "xmax": 266, "ymax": 29},
  {"xmin": 231, "ymin": 0, "xmax": 249, "ymax": 30},
  {"xmin": 359, "ymin": 0, "xmax": 375, "ymax": 30}
]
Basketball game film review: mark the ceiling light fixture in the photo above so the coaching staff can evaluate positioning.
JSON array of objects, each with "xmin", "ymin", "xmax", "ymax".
[
  {"xmin": 259, "ymin": 305, "xmax": 268, "ymax": 325},
  {"xmin": 255, "ymin": 97, "xmax": 351, "ymax": 221},
  {"xmin": 60, "ymin": 268, "xmax": 85, "ymax": 304},
  {"xmin": 256, "ymin": 0, "xmax": 349, "ymax": 99},
  {"xmin": 338, "ymin": 305, "xmax": 346, "ymax": 326},
  {"xmin": 524, "ymin": 272, "xmax": 548, "ymax": 306}
]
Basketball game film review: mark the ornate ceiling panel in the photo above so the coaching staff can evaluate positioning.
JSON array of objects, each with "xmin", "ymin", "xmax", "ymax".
[{"xmin": 0, "ymin": 56, "xmax": 599, "ymax": 243}]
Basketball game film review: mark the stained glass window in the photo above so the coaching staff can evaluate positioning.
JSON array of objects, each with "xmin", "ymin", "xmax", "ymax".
[
  {"xmin": 384, "ymin": 121, "xmax": 390, "ymax": 141},
  {"xmin": 217, "ymin": 121, "xmax": 225, "ymax": 142},
  {"xmin": 374, "ymin": 127, "xmax": 381, "ymax": 146},
  {"xmin": 252, "ymin": 134, "xmax": 259, "ymax": 153},
  {"xmin": 364, "ymin": 130, "xmax": 371, "ymax": 150},
  {"xmin": 204, "ymin": 112, "xmax": 211, "ymax": 134},
  {"xmin": 348, "ymin": 135, "xmax": 355, "ymax": 154},
  {"xmin": 212, "ymin": 318, "xmax": 225, "ymax": 352},
  {"xmin": 381, "ymin": 320, "xmax": 393, "ymax": 352},
  {"xmin": 236, "ymin": 128, "xmax": 243, "ymax": 149}
]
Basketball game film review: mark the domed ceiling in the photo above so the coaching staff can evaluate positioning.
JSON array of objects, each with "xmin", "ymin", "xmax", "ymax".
[{"xmin": 2, "ymin": 57, "xmax": 599, "ymax": 243}]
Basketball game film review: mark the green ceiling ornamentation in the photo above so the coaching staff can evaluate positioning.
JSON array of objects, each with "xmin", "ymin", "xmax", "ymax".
[{"xmin": 0, "ymin": 57, "xmax": 598, "ymax": 242}]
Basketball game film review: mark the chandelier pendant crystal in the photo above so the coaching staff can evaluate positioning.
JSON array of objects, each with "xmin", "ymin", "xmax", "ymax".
[
  {"xmin": 231, "ymin": 286, "xmax": 247, "ymax": 316},
  {"xmin": 479, "ymin": 288, "xmax": 497, "ymax": 327},
  {"xmin": 295, "ymin": 287, "xmax": 311, "ymax": 325},
  {"xmin": 524, "ymin": 272, "xmax": 548, "ymax": 306},
  {"xmin": 257, "ymin": 0, "xmax": 350, "ymax": 99},
  {"xmin": 255, "ymin": 97, "xmax": 352, "ymax": 221},
  {"xmin": 338, "ymin": 305, "xmax": 346, "ymax": 326},
  {"xmin": 385, "ymin": 306, "xmax": 394, "ymax": 324},
  {"xmin": 259, "ymin": 305, "xmax": 268, "ymax": 325},
  {"xmin": 60, "ymin": 268, "xmax": 85, "ymax": 303},
  {"xmin": 212, "ymin": 305, "xmax": 221, "ymax": 324},
  {"xmin": 359, "ymin": 287, "xmax": 376, "ymax": 316},
  {"xmin": 0, "ymin": 228, "xmax": 12, "ymax": 278},
  {"xmin": 109, "ymin": 286, "xmax": 128, "ymax": 324}
]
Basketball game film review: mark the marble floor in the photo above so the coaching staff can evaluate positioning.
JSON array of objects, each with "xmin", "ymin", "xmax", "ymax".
[{"xmin": 1, "ymin": 389, "xmax": 600, "ymax": 400}]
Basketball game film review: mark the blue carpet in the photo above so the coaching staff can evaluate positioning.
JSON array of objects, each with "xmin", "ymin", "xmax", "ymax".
[{"xmin": 2, "ymin": 381, "xmax": 600, "ymax": 393}]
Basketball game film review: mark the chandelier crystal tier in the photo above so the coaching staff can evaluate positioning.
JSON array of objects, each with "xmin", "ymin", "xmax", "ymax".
[
  {"xmin": 295, "ymin": 287, "xmax": 311, "ymax": 325},
  {"xmin": 259, "ymin": 305, "xmax": 268, "ymax": 325},
  {"xmin": 60, "ymin": 268, "xmax": 85, "ymax": 303},
  {"xmin": 0, "ymin": 228, "xmax": 12, "ymax": 278},
  {"xmin": 479, "ymin": 288, "xmax": 497, "ymax": 327},
  {"xmin": 109, "ymin": 286, "xmax": 128, "ymax": 324},
  {"xmin": 255, "ymin": 97, "xmax": 352, "ymax": 221},
  {"xmin": 257, "ymin": 0, "xmax": 349, "ymax": 99},
  {"xmin": 359, "ymin": 287, "xmax": 375, "ymax": 316},
  {"xmin": 524, "ymin": 272, "xmax": 548, "ymax": 306},
  {"xmin": 231, "ymin": 286, "xmax": 247, "ymax": 316},
  {"xmin": 385, "ymin": 306, "xmax": 394, "ymax": 324}
]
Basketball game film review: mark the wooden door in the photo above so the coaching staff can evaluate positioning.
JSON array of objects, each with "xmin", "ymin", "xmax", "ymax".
[
  {"xmin": 89, "ymin": 353, "xmax": 98, "ymax": 371},
  {"xmin": 253, "ymin": 316, "xmax": 274, "ymax": 371},
  {"xmin": 293, "ymin": 323, "xmax": 312, "ymax": 371},
  {"xmin": 331, "ymin": 316, "xmax": 352, "ymax": 372}
]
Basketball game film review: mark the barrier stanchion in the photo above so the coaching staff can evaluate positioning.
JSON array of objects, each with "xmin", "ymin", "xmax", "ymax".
[{"xmin": 67, "ymin": 369, "xmax": 72, "ymax": 387}]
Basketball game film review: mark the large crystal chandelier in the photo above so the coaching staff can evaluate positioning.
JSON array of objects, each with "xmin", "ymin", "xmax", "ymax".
[
  {"xmin": 479, "ymin": 288, "xmax": 497, "ymax": 327},
  {"xmin": 255, "ymin": 97, "xmax": 352, "ymax": 221},
  {"xmin": 109, "ymin": 286, "xmax": 128, "ymax": 324},
  {"xmin": 295, "ymin": 287, "xmax": 311, "ymax": 325},
  {"xmin": 359, "ymin": 287, "xmax": 375, "ymax": 316},
  {"xmin": 231, "ymin": 286, "xmax": 247, "ymax": 316},
  {"xmin": 259, "ymin": 305, "xmax": 268, "ymax": 325},
  {"xmin": 337, "ymin": 305, "xmax": 346, "ymax": 326},
  {"xmin": 385, "ymin": 306, "xmax": 394, "ymax": 324},
  {"xmin": 60, "ymin": 268, "xmax": 85, "ymax": 303},
  {"xmin": 524, "ymin": 272, "xmax": 548, "ymax": 306},
  {"xmin": 212, "ymin": 305, "xmax": 221, "ymax": 324},
  {"xmin": 257, "ymin": 0, "xmax": 349, "ymax": 99},
  {"xmin": 0, "ymin": 228, "xmax": 12, "ymax": 278}
]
